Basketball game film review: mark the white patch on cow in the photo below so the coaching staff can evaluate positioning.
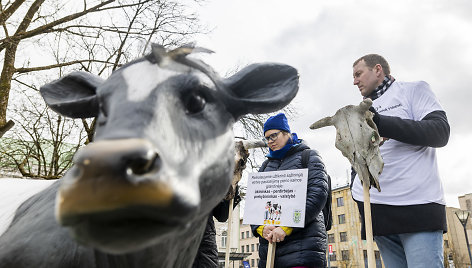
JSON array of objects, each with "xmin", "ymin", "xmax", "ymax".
[
  {"xmin": 122, "ymin": 60, "xmax": 214, "ymax": 102},
  {"xmin": 0, "ymin": 178, "xmax": 57, "ymax": 236},
  {"xmin": 142, "ymin": 92, "xmax": 233, "ymax": 209},
  {"xmin": 122, "ymin": 61, "xmax": 176, "ymax": 102}
]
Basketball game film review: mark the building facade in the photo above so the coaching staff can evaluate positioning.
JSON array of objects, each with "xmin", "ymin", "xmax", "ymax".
[
  {"xmin": 443, "ymin": 193, "xmax": 472, "ymax": 267},
  {"xmin": 239, "ymin": 221, "xmax": 260, "ymax": 268},
  {"xmin": 459, "ymin": 193, "xmax": 472, "ymax": 212},
  {"xmin": 327, "ymin": 184, "xmax": 383, "ymax": 268},
  {"xmin": 214, "ymin": 203, "xmax": 252, "ymax": 268}
]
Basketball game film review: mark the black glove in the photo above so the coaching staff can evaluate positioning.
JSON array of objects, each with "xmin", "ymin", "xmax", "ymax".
[{"xmin": 369, "ymin": 106, "xmax": 380, "ymax": 125}]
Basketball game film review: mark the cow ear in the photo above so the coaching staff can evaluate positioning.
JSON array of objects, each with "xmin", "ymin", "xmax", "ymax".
[
  {"xmin": 40, "ymin": 72, "xmax": 104, "ymax": 118},
  {"xmin": 224, "ymin": 63, "xmax": 299, "ymax": 118}
]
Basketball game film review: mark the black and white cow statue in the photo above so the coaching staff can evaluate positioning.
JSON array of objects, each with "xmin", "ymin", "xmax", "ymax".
[{"xmin": 0, "ymin": 44, "xmax": 299, "ymax": 268}]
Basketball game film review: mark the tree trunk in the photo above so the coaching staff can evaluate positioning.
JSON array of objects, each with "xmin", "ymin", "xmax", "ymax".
[{"xmin": 0, "ymin": 42, "xmax": 19, "ymax": 137}]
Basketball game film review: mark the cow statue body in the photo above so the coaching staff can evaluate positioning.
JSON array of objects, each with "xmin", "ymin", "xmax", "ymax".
[
  {"xmin": 310, "ymin": 98, "xmax": 383, "ymax": 191},
  {"xmin": 0, "ymin": 44, "xmax": 299, "ymax": 268}
]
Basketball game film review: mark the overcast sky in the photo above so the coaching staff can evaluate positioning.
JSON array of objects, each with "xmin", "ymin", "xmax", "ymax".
[{"xmin": 192, "ymin": 0, "xmax": 472, "ymax": 208}]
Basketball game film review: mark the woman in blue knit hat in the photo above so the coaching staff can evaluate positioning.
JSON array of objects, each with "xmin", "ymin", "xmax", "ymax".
[{"xmin": 251, "ymin": 113, "xmax": 329, "ymax": 268}]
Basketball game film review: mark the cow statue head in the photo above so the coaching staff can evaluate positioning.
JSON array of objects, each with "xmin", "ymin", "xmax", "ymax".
[{"xmin": 40, "ymin": 44, "xmax": 299, "ymax": 255}]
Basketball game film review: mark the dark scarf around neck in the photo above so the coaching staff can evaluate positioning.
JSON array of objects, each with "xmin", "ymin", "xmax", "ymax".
[
  {"xmin": 366, "ymin": 75, "xmax": 395, "ymax": 100},
  {"xmin": 266, "ymin": 133, "xmax": 301, "ymax": 160}
]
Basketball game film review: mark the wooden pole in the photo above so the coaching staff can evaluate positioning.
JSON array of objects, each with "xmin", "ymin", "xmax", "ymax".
[
  {"xmin": 266, "ymin": 241, "xmax": 276, "ymax": 268},
  {"xmin": 224, "ymin": 198, "xmax": 234, "ymax": 268},
  {"xmin": 362, "ymin": 179, "xmax": 375, "ymax": 268}
]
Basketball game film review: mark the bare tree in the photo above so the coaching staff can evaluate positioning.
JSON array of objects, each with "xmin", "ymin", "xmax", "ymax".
[
  {"xmin": 0, "ymin": 89, "xmax": 86, "ymax": 179},
  {"xmin": 0, "ymin": 0, "xmax": 206, "ymax": 138},
  {"xmin": 1, "ymin": 0, "xmax": 207, "ymax": 178}
]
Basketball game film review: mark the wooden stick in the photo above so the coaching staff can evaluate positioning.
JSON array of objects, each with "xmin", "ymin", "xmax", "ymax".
[
  {"xmin": 224, "ymin": 198, "xmax": 234, "ymax": 268},
  {"xmin": 362, "ymin": 179, "xmax": 375, "ymax": 268},
  {"xmin": 266, "ymin": 241, "xmax": 276, "ymax": 268}
]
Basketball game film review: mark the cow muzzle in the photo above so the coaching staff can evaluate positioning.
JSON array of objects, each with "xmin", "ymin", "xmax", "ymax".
[{"xmin": 56, "ymin": 138, "xmax": 176, "ymax": 225}]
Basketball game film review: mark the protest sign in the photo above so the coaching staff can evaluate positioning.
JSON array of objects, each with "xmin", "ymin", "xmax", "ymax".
[{"xmin": 243, "ymin": 169, "xmax": 308, "ymax": 228}]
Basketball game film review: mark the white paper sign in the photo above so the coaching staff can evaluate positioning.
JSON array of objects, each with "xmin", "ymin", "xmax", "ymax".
[{"xmin": 243, "ymin": 169, "xmax": 308, "ymax": 228}]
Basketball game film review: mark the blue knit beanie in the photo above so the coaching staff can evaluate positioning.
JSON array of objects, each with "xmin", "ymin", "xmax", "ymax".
[{"xmin": 263, "ymin": 113, "xmax": 291, "ymax": 134}]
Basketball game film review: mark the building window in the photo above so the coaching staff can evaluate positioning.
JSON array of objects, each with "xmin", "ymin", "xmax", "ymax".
[
  {"xmin": 328, "ymin": 233, "xmax": 335, "ymax": 243},
  {"xmin": 338, "ymin": 214, "xmax": 346, "ymax": 224},
  {"xmin": 341, "ymin": 250, "xmax": 349, "ymax": 261},
  {"xmin": 329, "ymin": 251, "xmax": 336, "ymax": 261},
  {"xmin": 363, "ymin": 250, "xmax": 382, "ymax": 268},
  {"xmin": 221, "ymin": 231, "xmax": 227, "ymax": 248},
  {"xmin": 339, "ymin": 232, "xmax": 347, "ymax": 242},
  {"xmin": 257, "ymin": 243, "xmax": 259, "ymax": 251},
  {"xmin": 251, "ymin": 244, "xmax": 255, "ymax": 252},
  {"xmin": 241, "ymin": 232, "xmax": 244, "ymax": 239},
  {"xmin": 246, "ymin": 231, "xmax": 250, "ymax": 238},
  {"xmin": 241, "ymin": 246, "xmax": 244, "ymax": 253},
  {"xmin": 375, "ymin": 250, "xmax": 382, "ymax": 268},
  {"xmin": 375, "ymin": 250, "xmax": 381, "ymax": 260},
  {"xmin": 246, "ymin": 245, "xmax": 249, "ymax": 252},
  {"xmin": 336, "ymin": 197, "xmax": 344, "ymax": 207},
  {"xmin": 251, "ymin": 259, "xmax": 255, "ymax": 267}
]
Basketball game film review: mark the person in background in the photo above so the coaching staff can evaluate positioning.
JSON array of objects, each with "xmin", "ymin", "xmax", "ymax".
[
  {"xmin": 351, "ymin": 54, "xmax": 450, "ymax": 267},
  {"xmin": 251, "ymin": 113, "xmax": 328, "ymax": 268}
]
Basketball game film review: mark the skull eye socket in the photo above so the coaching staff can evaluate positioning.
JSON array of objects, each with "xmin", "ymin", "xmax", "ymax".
[{"xmin": 184, "ymin": 91, "xmax": 206, "ymax": 114}]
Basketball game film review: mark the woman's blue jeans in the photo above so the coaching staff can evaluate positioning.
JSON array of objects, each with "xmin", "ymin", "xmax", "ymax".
[{"xmin": 374, "ymin": 231, "xmax": 444, "ymax": 268}]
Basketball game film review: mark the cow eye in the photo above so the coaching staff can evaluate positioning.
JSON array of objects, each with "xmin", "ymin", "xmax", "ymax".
[
  {"xmin": 97, "ymin": 103, "xmax": 108, "ymax": 126},
  {"xmin": 97, "ymin": 112, "xmax": 107, "ymax": 126},
  {"xmin": 184, "ymin": 92, "xmax": 206, "ymax": 114}
]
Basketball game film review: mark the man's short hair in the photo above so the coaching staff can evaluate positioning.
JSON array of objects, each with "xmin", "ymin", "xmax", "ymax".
[{"xmin": 353, "ymin": 54, "xmax": 391, "ymax": 75}]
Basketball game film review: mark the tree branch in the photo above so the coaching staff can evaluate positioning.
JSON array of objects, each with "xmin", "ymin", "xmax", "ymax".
[
  {"xmin": 0, "ymin": 0, "xmax": 115, "ymax": 51},
  {"xmin": 14, "ymin": 0, "xmax": 46, "ymax": 36},
  {"xmin": 0, "ymin": 0, "xmax": 26, "ymax": 25},
  {"xmin": 15, "ymin": 59, "xmax": 115, "ymax": 73},
  {"xmin": 0, "ymin": 120, "xmax": 15, "ymax": 138}
]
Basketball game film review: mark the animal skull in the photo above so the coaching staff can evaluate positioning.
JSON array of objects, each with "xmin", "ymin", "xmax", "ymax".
[
  {"xmin": 310, "ymin": 98, "xmax": 383, "ymax": 191},
  {"xmin": 227, "ymin": 140, "xmax": 267, "ymax": 200}
]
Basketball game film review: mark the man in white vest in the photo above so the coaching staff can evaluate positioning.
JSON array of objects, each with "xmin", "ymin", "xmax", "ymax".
[{"xmin": 350, "ymin": 54, "xmax": 450, "ymax": 268}]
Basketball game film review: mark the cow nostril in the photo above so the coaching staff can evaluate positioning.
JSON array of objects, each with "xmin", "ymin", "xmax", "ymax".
[{"xmin": 128, "ymin": 153, "xmax": 161, "ymax": 175}]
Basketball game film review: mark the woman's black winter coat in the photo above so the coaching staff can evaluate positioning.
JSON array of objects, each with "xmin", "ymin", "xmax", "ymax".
[{"xmin": 251, "ymin": 143, "xmax": 328, "ymax": 268}]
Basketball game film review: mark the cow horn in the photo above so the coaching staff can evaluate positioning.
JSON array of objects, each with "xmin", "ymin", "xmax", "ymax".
[
  {"xmin": 241, "ymin": 140, "xmax": 267, "ymax": 150},
  {"xmin": 359, "ymin": 98, "xmax": 373, "ymax": 112},
  {"xmin": 310, "ymin": 116, "xmax": 334, "ymax": 129}
]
